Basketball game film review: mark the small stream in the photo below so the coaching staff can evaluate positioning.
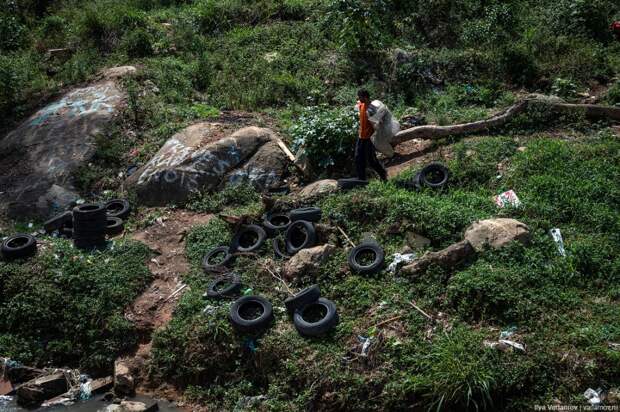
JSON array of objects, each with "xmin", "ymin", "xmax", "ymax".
[{"xmin": 0, "ymin": 394, "xmax": 181, "ymax": 412}]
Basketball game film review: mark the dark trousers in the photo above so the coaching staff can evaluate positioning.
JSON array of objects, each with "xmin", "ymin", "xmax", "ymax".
[{"xmin": 355, "ymin": 138, "xmax": 387, "ymax": 181}]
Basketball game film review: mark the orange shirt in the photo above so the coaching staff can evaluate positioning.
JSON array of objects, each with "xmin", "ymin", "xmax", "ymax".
[{"xmin": 358, "ymin": 101, "xmax": 374, "ymax": 139}]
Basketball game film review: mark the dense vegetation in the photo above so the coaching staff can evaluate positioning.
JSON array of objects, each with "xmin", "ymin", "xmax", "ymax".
[{"xmin": 1, "ymin": 0, "xmax": 619, "ymax": 410}]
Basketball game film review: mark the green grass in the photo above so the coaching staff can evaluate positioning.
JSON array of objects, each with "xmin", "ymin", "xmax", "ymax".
[
  {"xmin": 0, "ymin": 238, "xmax": 152, "ymax": 373},
  {"xmin": 147, "ymin": 130, "xmax": 620, "ymax": 410}
]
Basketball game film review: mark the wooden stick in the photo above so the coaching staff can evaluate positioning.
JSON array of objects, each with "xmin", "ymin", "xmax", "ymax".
[
  {"xmin": 336, "ymin": 225, "xmax": 356, "ymax": 248},
  {"xmin": 374, "ymin": 315, "xmax": 403, "ymax": 328},
  {"xmin": 409, "ymin": 300, "xmax": 433, "ymax": 321},
  {"xmin": 264, "ymin": 265, "xmax": 294, "ymax": 296},
  {"xmin": 276, "ymin": 139, "xmax": 296, "ymax": 162},
  {"xmin": 164, "ymin": 283, "xmax": 187, "ymax": 302}
]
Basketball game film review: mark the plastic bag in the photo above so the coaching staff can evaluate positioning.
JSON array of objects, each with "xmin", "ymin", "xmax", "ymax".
[{"xmin": 367, "ymin": 100, "xmax": 399, "ymax": 158}]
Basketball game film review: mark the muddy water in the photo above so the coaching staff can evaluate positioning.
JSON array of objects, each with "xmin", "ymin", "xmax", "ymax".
[{"xmin": 0, "ymin": 394, "xmax": 180, "ymax": 412}]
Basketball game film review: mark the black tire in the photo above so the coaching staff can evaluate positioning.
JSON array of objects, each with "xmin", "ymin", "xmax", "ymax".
[
  {"xmin": 272, "ymin": 237, "xmax": 290, "ymax": 259},
  {"xmin": 204, "ymin": 273, "xmax": 242, "ymax": 299},
  {"xmin": 289, "ymin": 207, "xmax": 322, "ymax": 223},
  {"xmin": 348, "ymin": 241, "xmax": 385, "ymax": 275},
  {"xmin": 285, "ymin": 284, "xmax": 321, "ymax": 316},
  {"xmin": 202, "ymin": 246, "xmax": 234, "ymax": 272},
  {"xmin": 43, "ymin": 211, "xmax": 73, "ymax": 234},
  {"xmin": 263, "ymin": 213, "xmax": 291, "ymax": 237},
  {"xmin": 285, "ymin": 220, "xmax": 317, "ymax": 255},
  {"xmin": 1, "ymin": 234, "xmax": 37, "ymax": 260},
  {"xmin": 105, "ymin": 199, "xmax": 131, "ymax": 220},
  {"xmin": 419, "ymin": 162, "xmax": 449, "ymax": 189},
  {"xmin": 73, "ymin": 239, "xmax": 107, "ymax": 251},
  {"xmin": 105, "ymin": 217, "xmax": 124, "ymax": 236},
  {"xmin": 337, "ymin": 178, "xmax": 369, "ymax": 191},
  {"xmin": 230, "ymin": 225, "xmax": 266, "ymax": 253},
  {"xmin": 293, "ymin": 298, "xmax": 339, "ymax": 337},
  {"xmin": 60, "ymin": 220, "xmax": 73, "ymax": 238},
  {"xmin": 229, "ymin": 295, "xmax": 274, "ymax": 334},
  {"xmin": 73, "ymin": 203, "xmax": 106, "ymax": 219}
]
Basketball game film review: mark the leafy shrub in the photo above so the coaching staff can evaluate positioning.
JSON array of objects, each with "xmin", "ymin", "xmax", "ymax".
[
  {"xmin": 290, "ymin": 105, "xmax": 357, "ymax": 173},
  {"xmin": 187, "ymin": 183, "xmax": 259, "ymax": 213},
  {"xmin": 605, "ymin": 81, "xmax": 620, "ymax": 105},
  {"xmin": 58, "ymin": 49, "xmax": 100, "ymax": 84},
  {"xmin": 551, "ymin": 77, "xmax": 578, "ymax": 99},
  {"xmin": 546, "ymin": 0, "xmax": 615, "ymax": 42},
  {"xmin": 0, "ymin": 52, "xmax": 46, "ymax": 121},
  {"xmin": 0, "ymin": 1, "xmax": 27, "ymax": 51},
  {"xmin": 0, "ymin": 239, "xmax": 152, "ymax": 371},
  {"xmin": 498, "ymin": 45, "xmax": 539, "ymax": 87},
  {"xmin": 37, "ymin": 14, "xmax": 67, "ymax": 49},
  {"xmin": 122, "ymin": 28, "xmax": 154, "ymax": 58}
]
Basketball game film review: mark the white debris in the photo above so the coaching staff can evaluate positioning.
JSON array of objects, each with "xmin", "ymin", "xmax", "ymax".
[
  {"xmin": 584, "ymin": 388, "xmax": 602, "ymax": 405},
  {"xmin": 387, "ymin": 253, "xmax": 416, "ymax": 273},
  {"xmin": 550, "ymin": 228, "xmax": 566, "ymax": 257},
  {"xmin": 494, "ymin": 189, "xmax": 522, "ymax": 208}
]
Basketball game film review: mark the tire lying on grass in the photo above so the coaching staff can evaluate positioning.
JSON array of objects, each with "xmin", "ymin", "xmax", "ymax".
[
  {"xmin": 272, "ymin": 237, "xmax": 290, "ymax": 260},
  {"xmin": 60, "ymin": 219, "xmax": 74, "ymax": 238},
  {"xmin": 289, "ymin": 207, "xmax": 322, "ymax": 223},
  {"xmin": 230, "ymin": 225, "xmax": 267, "ymax": 253},
  {"xmin": 419, "ymin": 162, "xmax": 449, "ymax": 189},
  {"xmin": 105, "ymin": 217, "xmax": 124, "ymax": 237},
  {"xmin": 204, "ymin": 273, "xmax": 242, "ymax": 299},
  {"xmin": 105, "ymin": 199, "xmax": 131, "ymax": 220},
  {"xmin": 263, "ymin": 212, "xmax": 291, "ymax": 237},
  {"xmin": 43, "ymin": 211, "xmax": 73, "ymax": 234},
  {"xmin": 284, "ymin": 284, "xmax": 321, "ymax": 315},
  {"xmin": 202, "ymin": 246, "xmax": 234, "ymax": 272},
  {"xmin": 1, "ymin": 234, "xmax": 37, "ymax": 261},
  {"xmin": 337, "ymin": 178, "xmax": 368, "ymax": 191},
  {"xmin": 229, "ymin": 295, "xmax": 274, "ymax": 334},
  {"xmin": 348, "ymin": 241, "xmax": 385, "ymax": 275},
  {"xmin": 293, "ymin": 297, "xmax": 339, "ymax": 337},
  {"xmin": 285, "ymin": 220, "xmax": 317, "ymax": 255},
  {"xmin": 73, "ymin": 203, "xmax": 107, "ymax": 250}
]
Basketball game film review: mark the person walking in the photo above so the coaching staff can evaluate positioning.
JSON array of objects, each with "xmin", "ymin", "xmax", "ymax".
[{"xmin": 355, "ymin": 89, "xmax": 387, "ymax": 181}]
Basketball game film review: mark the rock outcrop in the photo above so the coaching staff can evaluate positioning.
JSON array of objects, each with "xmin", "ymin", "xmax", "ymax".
[
  {"xmin": 283, "ymin": 244, "xmax": 336, "ymax": 280},
  {"xmin": 0, "ymin": 66, "xmax": 134, "ymax": 219},
  {"xmin": 297, "ymin": 179, "xmax": 338, "ymax": 199},
  {"xmin": 125, "ymin": 125, "xmax": 290, "ymax": 206},
  {"xmin": 464, "ymin": 218, "xmax": 530, "ymax": 252}
]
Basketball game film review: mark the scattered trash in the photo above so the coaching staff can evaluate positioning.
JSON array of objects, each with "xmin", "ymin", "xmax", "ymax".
[
  {"xmin": 243, "ymin": 288, "xmax": 253, "ymax": 296},
  {"xmin": 499, "ymin": 326, "xmax": 517, "ymax": 340},
  {"xmin": 608, "ymin": 342, "xmax": 620, "ymax": 351},
  {"xmin": 584, "ymin": 388, "xmax": 602, "ymax": 405},
  {"xmin": 387, "ymin": 253, "xmax": 416, "ymax": 273},
  {"xmin": 234, "ymin": 394, "xmax": 267, "ymax": 412},
  {"xmin": 550, "ymin": 228, "xmax": 566, "ymax": 257},
  {"xmin": 499, "ymin": 339, "xmax": 526, "ymax": 352},
  {"xmin": 494, "ymin": 189, "xmax": 522, "ymax": 208},
  {"xmin": 358, "ymin": 336, "xmax": 372, "ymax": 357},
  {"xmin": 202, "ymin": 305, "xmax": 216, "ymax": 315}
]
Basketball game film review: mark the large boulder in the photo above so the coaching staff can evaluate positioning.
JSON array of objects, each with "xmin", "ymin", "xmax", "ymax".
[
  {"xmin": 283, "ymin": 244, "xmax": 336, "ymax": 280},
  {"xmin": 16, "ymin": 372, "xmax": 69, "ymax": 407},
  {"xmin": 401, "ymin": 240, "xmax": 475, "ymax": 276},
  {"xmin": 114, "ymin": 360, "xmax": 134, "ymax": 396},
  {"xmin": 125, "ymin": 125, "xmax": 289, "ymax": 206},
  {"xmin": 297, "ymin": 179, "xmax": 338, "ymax": 199},
  {"xmin": 464, "ymin": 218, "xmax": 530, "ymax": 252},
  {"xmin": 0, "ymin": 67, "xmax": 133, "ymax": 219}
]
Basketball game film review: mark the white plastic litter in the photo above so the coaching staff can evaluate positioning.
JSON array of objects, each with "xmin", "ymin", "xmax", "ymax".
[
  {"xmin": 358, "ymin": 336, "xmax": 372, "ymax": 357},
  {"xmin": 584, "ymin": 388, "xmax": 602, "ymax": 405},
  {"xmin": 499, "ymin": 339, "xmax": 526, "ymax": 352},
  {"xmin": 499, "ymin": 326, "xmax": 517, "ymax": 340},
  {"xmin": 494, "ymin": 190, "xmax": 522, "ymax": 208},
  {"xmin": 387, "ymin": 253, "xmax": 416, "ymax": 273},
  {"xmin": 550, "ymin": 228, "xmax": 566, "ymax": 257}
]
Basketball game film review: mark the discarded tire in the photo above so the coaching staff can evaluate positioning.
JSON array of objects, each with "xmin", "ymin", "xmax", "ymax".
[
  {"xmin": 60, "ymin": 219, "xmax": 73, "ymax": 238},
  {"xmin": 43, "ymin": 211, "xmax": 73, "ymax": 234},
  {"xmin": 289, "ymin": 207, "xmax": 322, "ymax": 223},
  {"xmin": 272, "ymin": 237, "xmax": 290, "ymax": 259},
  {"xmin": 73, "ymin": 203, "xmax": 107, "ymax": 250},
  {"xmin": 419, "ymin": 162, "xmax": 449, "ymax": 189},
  {"xmin": 230, "ymin": 225, "xmax": 266, "ymax": 253},
  {"xmin": 337, "ymin": 178, "xmax": 369, "ymax": 191},
  {"xmin": 105, "ymin": 199, "xmax": 131, "ymax": 220},
  {"xmin": 229, "ymin": 295, "xmax": 274, "ymax": 334},
  {"xmin": 263, "ymin": 212, "xmax": 291, "ymax": 237},
  {"xmin": 285, "ymin": 220, "xmax": 317, "ymax": 255},
  {"xmin": 285, "ymin": 284, "xmax": 321, "ymax": 315},
  {"xmin": 293, "ymin": 298, "xmax": 339, "ymax": 337},
  {"xmin": 348, "ymin": 241, "xmax": 385, "ymax": 275},
  {"xmin": 202, "ymin": 246, "xmax": 234, "ymax": 272},
  {"xmin": 1, "ymin": 234, "xmax": 37, "ymax": 260},
  {"xmin": 204, "ymin": 273, "xmax": 242, "ymax": 299},
  {"xmin": 105, "ymin": 217, "xmax": 124, "ymax": 236}
]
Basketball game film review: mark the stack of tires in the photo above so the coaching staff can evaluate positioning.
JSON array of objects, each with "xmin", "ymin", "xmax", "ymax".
[{"xmin": 73, "ymin": 203, "xmax": 107, "ymax": 250}]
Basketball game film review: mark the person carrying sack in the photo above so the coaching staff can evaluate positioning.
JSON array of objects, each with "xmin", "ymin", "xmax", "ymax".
[{"xmin": 355, "ymin": 89, "xmax": 388, "ymax": 181}]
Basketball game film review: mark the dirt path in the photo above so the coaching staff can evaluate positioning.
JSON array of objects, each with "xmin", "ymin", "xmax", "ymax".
[{"xmin": 119, "ymin": 209, "xmax": 213, "ymax": 395}]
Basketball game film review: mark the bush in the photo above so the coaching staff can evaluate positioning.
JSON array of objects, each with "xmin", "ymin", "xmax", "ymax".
[
  {"xmin": 551, "ymin": 77, "xmax": 578, "ymax": 99},
  {"xmin": 0, "ymin": 4, "xmax": 27, "ymax": 51},
  {"xmin": 498, "ymin": 45, "xmax": 539, "ymax": 87},
  {"xmin": 546, "ymin": 0, "xmax": 615, "ymax": 42},
  {"xmin": 605, "ymin": 81, "xmax": 620, "ymax": 105},
  {"xmin": 290, "ymin": 105, "xmax": 357, "ymax": 173},
  {"xmin": 123, "ymin": 28, "xmax": 154, "ymax": 58}
]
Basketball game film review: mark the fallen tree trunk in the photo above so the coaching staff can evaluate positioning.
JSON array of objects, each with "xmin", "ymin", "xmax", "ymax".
[{"xmin": 393, "ymin": 98, "xmax": 620, "ymax": 144}]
